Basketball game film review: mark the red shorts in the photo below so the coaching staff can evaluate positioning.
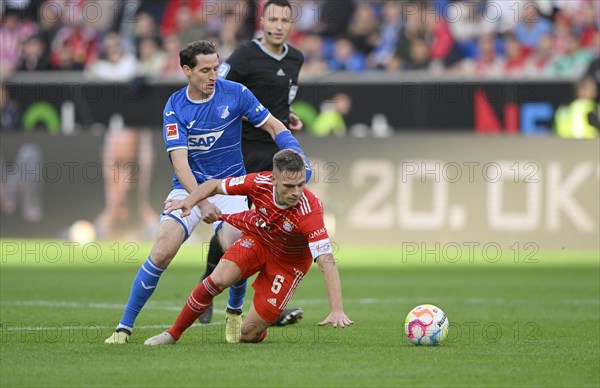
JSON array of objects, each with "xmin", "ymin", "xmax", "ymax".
[{"xmin": 222, "ymin": 235, "xmax": 312, "ymax": 322}]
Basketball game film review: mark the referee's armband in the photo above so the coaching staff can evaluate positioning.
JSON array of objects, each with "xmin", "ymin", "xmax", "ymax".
[{"xmin": 274, "ymin": 130, "xmax": 313, "ymax": 182}]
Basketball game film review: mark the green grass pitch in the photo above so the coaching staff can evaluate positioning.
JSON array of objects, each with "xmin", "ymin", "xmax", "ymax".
[{"xmin": 1, "ymin": 240, "xmax": 598, "ymax": 387}]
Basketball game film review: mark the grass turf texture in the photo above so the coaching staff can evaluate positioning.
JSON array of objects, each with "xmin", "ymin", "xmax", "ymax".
[{"xmin": 1, "ymin": 240, "xmax": 598, "ymax": 387}]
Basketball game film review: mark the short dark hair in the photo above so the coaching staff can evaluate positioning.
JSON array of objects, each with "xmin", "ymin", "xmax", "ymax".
[
  {"xmin": 273, "ymin": 149, "xmax": 305, "ymax": 174},
  {"xmin": 263, "ymin": 0, "xmax": 292, "ymax": 14},
  {"xmin": 179, "ymin": 40, "xmax": 217, "ymax": 69}
]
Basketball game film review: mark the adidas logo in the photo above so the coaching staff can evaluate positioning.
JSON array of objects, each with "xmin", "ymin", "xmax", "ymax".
[
  {"xmin": 276, "ymin": 68, "xmax": 286, "ymax": 76},
  {"xmin": 267, "ymin": 298, "xmax": 277, "ymax": 306}
]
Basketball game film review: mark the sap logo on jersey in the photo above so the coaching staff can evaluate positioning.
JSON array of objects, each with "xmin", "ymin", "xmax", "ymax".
[{"xmin": 188, "ymin": 131, "xmax": 224, "ymax": 150}]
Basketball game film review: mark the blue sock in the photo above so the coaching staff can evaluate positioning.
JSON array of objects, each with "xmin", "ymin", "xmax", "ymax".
[
  {"xmin": 118, "ymin": 257, "xmax": 165, "ymax": 329},
  {"xmin": 227, "ymin": 279, "xmax": 247, "ymax": 310}
]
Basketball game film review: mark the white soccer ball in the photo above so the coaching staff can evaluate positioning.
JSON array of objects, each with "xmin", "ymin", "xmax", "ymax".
[
  {"xmin": 68, "ymin": 220, "xmax": 97, "ymax": 244},
  {"xmin": 404, "ymin": 304, "xmax": 449, "ymax": 346}
]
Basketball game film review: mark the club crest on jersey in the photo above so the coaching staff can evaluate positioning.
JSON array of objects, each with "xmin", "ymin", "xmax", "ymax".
[
  {"xmin": 240, "ymin": 239, "xmax": 253, "ymax": 248},
  {"xmin": 283, "ymin": 220, "xmax": 293, "ymax": 232},
  {"xmin": 188, "ymin": 131, "xmax": 225, "ymax": 150},
  {"xmin": 166, "ymin": 123, "xmax": 179, "ymax": 140},
  {"xmin": 217, "ymin": 105, "xmax": 230, "ymax": 119}
]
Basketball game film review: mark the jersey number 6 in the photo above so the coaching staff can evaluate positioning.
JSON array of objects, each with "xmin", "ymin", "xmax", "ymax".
[{"xmin": 271, "ymin": 275, "xmax": 285, "ymax": 294}]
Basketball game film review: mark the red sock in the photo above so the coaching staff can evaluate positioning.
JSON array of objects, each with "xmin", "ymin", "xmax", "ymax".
[{"xmin": 168, "ymin": 277, "xmax": 222, "ymax": 340}]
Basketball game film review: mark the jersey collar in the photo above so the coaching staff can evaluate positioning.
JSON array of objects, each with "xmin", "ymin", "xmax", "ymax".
[
  {"xmin": 253, "ymin": 38, "xmax": 288, "ymax": 61},
  {"xmin": 272, "ymin": 187, "xmax": 292, "ymax": 210},
  {"xmin": 185, "ymin": 85, "xmax": 216, "ymax": 104}
]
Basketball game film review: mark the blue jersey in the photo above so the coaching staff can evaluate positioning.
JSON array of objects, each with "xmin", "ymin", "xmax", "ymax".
[{"xmin": 163, "ymin": 78, "xmax": 271, "ymax": 190}]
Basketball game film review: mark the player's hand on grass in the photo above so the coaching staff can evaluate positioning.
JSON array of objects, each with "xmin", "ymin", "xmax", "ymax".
[
  {"xmin": 197, "ymin": 200, "xmax": 222, "ymax": 223},
  {"xmin": 288, "ymin": 112, "xmax": 303, "ymax": 133},
  {"xmin": 164, "ymin": 199, "xmax": 192, "ymax": 217},
  {"xmin": 318, "ymin": 311, "xmax": 354, "ymax": 328}
]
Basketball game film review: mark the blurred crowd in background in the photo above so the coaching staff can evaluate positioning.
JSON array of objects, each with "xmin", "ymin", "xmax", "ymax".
[{"xmin": 1, "ymin": 0, "xmax": 599, "ymax": 81}]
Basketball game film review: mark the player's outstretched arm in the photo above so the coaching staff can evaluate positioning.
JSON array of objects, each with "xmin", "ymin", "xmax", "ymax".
[
  {"xmin": 260, "ymin": 116, "xmax": 313, "ymax": 181},
  {"xmin": 164, "ymin": 179, "xmax": 224, "ymax": 219},
  {"xmin": 259, "ymin": 115, "xmax": 290, "ymax": 138},
  {"xmin": 316, "ymin": 253, "xmax": 354, "ymax": 328}
]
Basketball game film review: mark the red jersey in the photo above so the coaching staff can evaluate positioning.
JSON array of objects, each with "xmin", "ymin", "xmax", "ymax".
[{"xmin": 221, "ymin": 172, "xmax": 332, "ymax": 263}]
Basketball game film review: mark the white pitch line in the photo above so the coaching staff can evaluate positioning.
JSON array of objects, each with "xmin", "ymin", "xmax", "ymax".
[
  {"xmin": 0, "ymin": 300, "xmax": 222, "ymax": 313},
  {"xmin": 2, "ymin": 296, "xmax": 598, "ymax": 311},
  {"xmin": 1, "ymin": 322, "xmax": 223, "ymax": 332},
  {"xmin": 1, "ymin": 296, "xmax": 598, "ymax": 333}
]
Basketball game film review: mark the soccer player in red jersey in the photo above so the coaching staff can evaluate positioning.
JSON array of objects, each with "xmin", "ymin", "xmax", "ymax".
[{"xmin": 144, "ymin": 149, "xmax": 353, "ymax": 344}]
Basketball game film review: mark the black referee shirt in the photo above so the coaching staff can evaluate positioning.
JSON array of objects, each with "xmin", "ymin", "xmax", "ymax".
[{"xmin": 220, "ymin": 39, "xmax": 304, "ymax": 145}]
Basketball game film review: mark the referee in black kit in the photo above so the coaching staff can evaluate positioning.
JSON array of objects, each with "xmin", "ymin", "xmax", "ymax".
[{"xmin": 199, "ymin": 0, "xmax": 305, "ymax": 326}]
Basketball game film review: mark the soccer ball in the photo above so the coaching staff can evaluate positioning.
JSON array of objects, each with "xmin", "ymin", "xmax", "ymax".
[
  {"xmin": 68, "ymin": 220, "xmax": 97, "ymax": 244},
  {"xmin": 404, "ymin": 304, "xmax": 449, "ymax": 346}
]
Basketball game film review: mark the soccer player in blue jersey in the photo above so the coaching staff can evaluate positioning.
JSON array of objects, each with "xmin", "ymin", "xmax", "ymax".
[{"xmin": 105, "ymin": 40, "xmax": 309, "ymax": 344}]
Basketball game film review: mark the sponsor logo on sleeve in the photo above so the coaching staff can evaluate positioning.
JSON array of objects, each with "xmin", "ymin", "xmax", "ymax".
[
  {"xmin": 308, "ymin": 227, "xmax": 327, "ymax": 240},
  {"xmin": 218, "ymin": 62, "xmax": 230, "ymax": 78},
  {"xmin": 288, "ymin": 85, "xmax": 298, "ymax": 104},
  {"xmin": 166, "ymin": 123, "xmax": 179, "ymax": 140},
  {"xmin": 229, "ymin": 176, "xmax": 246, "ymax": 186}
]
